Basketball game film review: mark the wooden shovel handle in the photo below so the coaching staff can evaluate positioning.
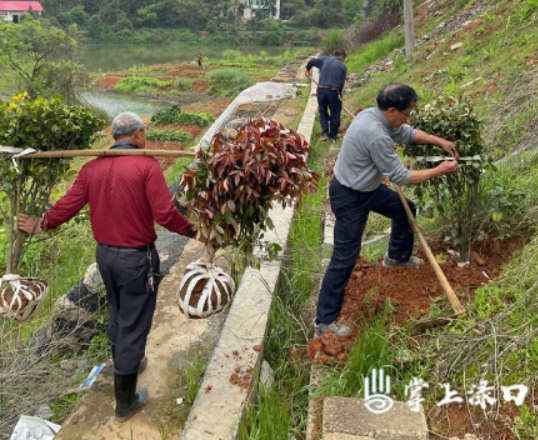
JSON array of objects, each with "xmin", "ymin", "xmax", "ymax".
[{"xmin": 393, "ymin": 183, "xmax": 466, "ymax": 317}]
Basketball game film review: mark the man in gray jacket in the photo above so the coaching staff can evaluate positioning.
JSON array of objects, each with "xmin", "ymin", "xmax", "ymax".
[{"xmin": 315, "ymin": 84, "xmax": 459, "ymax": 337}]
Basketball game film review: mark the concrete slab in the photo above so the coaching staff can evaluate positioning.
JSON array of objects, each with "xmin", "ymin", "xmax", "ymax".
[{"xmin": 323, "ymin": 398, "xmax": 429, "ymax": 440}]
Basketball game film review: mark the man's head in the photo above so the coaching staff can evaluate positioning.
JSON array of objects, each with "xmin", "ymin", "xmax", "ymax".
[
  {"xmin": 376, "ymin": 84, "xmax": 418, "ymax": 127},
  {"xmin": 334, "ymin": 49, "xmax": 346, "ymax": 62},
  {"xmin": 111, "ymin": 112, "xmax": 146, "ymax": 148}
]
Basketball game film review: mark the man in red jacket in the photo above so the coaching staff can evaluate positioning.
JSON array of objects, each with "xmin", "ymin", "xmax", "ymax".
[{"xmin": 18, "ymin": 112, "xmax": 196, "ymax": 422}]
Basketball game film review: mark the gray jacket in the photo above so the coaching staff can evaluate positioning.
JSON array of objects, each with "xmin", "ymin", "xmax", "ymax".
[{"xmin": 334, "ymin": 107, "xmax": 416, "ymax": 192}]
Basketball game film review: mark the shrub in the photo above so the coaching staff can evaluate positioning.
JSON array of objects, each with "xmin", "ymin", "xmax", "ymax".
[
  {"xmin": 207, "ymin": 69, "xmax": 251, "ymax": 98},
  {"xmin": 151, "ymin": 105, "xmax": 183, "ymax": 125},
  {"xmin": 402, "ymin": 95, "xmax": 493, "ymax": 261},
  {"xmin": 0, "ymin": 93, "xmax": 105, "ymax": 274},
  {"xmin": 322, "ymin": 29, "xmax": 344, "ymax": 51}
]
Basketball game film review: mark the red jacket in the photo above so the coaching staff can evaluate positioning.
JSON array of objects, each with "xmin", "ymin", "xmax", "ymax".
[{"xmin": 44, "ymin": 155, "xmax": 193, "ymax": 247}]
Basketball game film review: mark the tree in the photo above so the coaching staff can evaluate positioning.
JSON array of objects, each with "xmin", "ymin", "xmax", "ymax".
[
  {"xmin": 403, "ymin": 0, "xmax": 415, "ymax": 60},
  {"xmin": 402, "ymin": 96, "xmax": 493, "ymax": 262},
  {"xmin": 0, "ymin": 18, "xmax": 81, "ymax": 102},
  {"xmin": 0, "ymin": 93, "xmax": 106, "ymax": 276}
]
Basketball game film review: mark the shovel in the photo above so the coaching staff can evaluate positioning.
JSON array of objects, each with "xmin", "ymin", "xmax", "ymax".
[{"xmin": 392, "ymin": 183, "xmax": 466, "ymax": 328}]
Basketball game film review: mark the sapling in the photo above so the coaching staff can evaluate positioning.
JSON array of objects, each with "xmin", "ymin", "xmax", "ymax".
[
  {"xmin": 177, "ymin": 118, "xmax": 319, "ymax": 318},
  {"xmin": 403, "ymin": 95, "xmax": 492, "ymax": 262},
  {"xmin": 0, "ymin": 93, "xmax": 105, "ymax": 321}
]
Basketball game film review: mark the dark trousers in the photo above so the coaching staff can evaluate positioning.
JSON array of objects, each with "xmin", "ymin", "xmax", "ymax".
[
  {"xmin": 316, "ymin": 178, "xmax": 416, "ymax": 324},
  {"xmin": 317, "ymin": 88, "xmax": 342, "ymax": 139},
  {"xmin": 96, "ymin": 243, "xmax": 160, "ymax": 375}
]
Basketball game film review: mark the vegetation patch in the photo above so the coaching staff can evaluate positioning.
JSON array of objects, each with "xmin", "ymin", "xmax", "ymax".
[
  {"xmin": 114, "ymin": 76, "xmax": 174, "ymax": 94},
  {"xmin": 206, "ymin": 69, "xmax": 251, "ymax": 98},
  {"xmin": 151, "ymin": 105, "xmax": 215, "ymax": 127},
  {"xmin": 146, "ymin": 128, "xmax": 192, "ymax": 142}
]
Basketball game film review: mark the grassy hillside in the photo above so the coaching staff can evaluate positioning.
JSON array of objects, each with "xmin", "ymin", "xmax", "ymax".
[{"xmin": 245, "ymin": 1, "xmax": 538, "ymax": 439}]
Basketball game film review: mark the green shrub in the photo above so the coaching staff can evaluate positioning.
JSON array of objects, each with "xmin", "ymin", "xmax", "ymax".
[
  {"xmin": 0, "ymin": 93, "xmax": 105, "ymax": 274},
  {"xmin": 403, "ymin": 95, "xmax": 493, "ymax": 261},
  {"xmin": 151, "ymin": 106, "xmax": 215, "ymax": 127},
  {"xmin": 207, "ymin": 68, "xmax": 251, "ymax": 98},
  {"xmin": 175, "ymin": 77, "xmax": 194, "ymax": 91},
  {"xmin": 151, "ymin": 105, "xmax": 183, "ymax": 125},
  {"xmin": 322, "ymin": 29, "xmax": 344, "ymax": 50},
  {"xmin": 146, "ymin": 128, "xmax": 192, "ymax": 142}
]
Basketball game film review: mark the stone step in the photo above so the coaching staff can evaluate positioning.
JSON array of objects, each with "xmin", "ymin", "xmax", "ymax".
[{"xmin": 323, "ymin": 397, "xmax": 429, "ymax": 440}]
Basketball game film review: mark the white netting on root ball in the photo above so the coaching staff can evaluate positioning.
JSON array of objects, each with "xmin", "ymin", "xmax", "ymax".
[
  {"xmin": 177, "ymin": 261, "xmax": 235, "ymax": 319},
  {"xmin": 0, "ymin": 274, "xmax": 49, "ymax": 321}
]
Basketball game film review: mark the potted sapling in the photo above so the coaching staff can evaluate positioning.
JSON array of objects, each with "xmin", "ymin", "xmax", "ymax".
[
  {"xmin": 177, "ymin": 118, "xmax": 319, "ymax": 318},
  {"xmin": 0, "ymin": 93, "xmax": 105, "ymax": 321}
]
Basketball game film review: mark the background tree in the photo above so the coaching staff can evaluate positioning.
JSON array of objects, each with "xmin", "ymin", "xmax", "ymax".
[{"xmin": 0, "ymin": 17, "xmax": 82, "ymax": 102}]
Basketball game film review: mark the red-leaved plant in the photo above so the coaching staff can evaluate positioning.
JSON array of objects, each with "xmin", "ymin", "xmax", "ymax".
[{"xmin": 180, "ymin": 118, "xmax": 320, "ymax": 270}]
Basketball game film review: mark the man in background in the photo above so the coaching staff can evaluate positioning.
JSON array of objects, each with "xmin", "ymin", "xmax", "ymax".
[
  {"xmin": 305, "ymin": 49, "xmax": 347, "ymax": 141},
  {"xmin": 18, "ymin": 112, "xmax": 197, "ymax": 422}
]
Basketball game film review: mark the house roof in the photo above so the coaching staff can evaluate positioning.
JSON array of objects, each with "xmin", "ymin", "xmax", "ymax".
[{"xmin": 0, "ymin": 1, "xmax": 44, "ymax": 12}]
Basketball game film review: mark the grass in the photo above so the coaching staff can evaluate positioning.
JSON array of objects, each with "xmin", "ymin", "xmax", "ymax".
[
  {"xmin": 115, "ymin": 76, "xmax": 174, "ymax": 94},
  {"xmin": 241, "ymin": 133, "xmax": 328, "ymax": 439},
  {"xmin": 184, "ymin": 350, "xmax": 205, "ymax": 403},
  {"xmin": 314, "ymin": 302, "xmax": 399, "ymax": 398}
]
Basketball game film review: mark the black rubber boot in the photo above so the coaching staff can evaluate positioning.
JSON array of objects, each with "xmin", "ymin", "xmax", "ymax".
[{"xmin": 114, "ymin": 372, "xmax": 148, "ymax": 422}]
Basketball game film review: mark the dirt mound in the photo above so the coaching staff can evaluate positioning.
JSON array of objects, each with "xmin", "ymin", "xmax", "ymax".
[
  {"xmin": 307, "ymin": 234, "xmax": 528, "ymax": 364},
  {"xmin": 98, "ymin": 75, "xmax": 124, "ymax": 88}
]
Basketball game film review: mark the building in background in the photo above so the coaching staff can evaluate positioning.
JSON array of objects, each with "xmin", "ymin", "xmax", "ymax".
[
  {"xmin": 0, "ymin": 1, "xmax": 43, "ymax": 23},
  {"xmin": 241, "ymin": 0, "xmax": 280, "ymax": 19}
]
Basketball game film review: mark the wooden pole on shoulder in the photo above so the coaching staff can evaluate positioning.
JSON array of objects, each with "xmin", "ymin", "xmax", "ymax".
[{"xmin": 16, "ymin": 149, "xmax": 197, "ymax": 159}]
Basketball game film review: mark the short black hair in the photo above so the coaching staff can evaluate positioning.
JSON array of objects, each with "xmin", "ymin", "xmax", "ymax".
[
  {"xmin": 334, "ymin": 49, "xmax": 346, "ymax": 58},
  {"xmin": 376, "ymin": 84, "xmax": 418, "ymax": 111}
]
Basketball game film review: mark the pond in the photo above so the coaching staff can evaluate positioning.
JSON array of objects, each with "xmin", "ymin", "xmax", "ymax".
[
  {"xmin": 77, "ymin": 44, "xmax": 294, "ymax": 117},
  {"xmin": 76, "ymin": 44, "xmax": 291, "ymax": 73},
  {"xmin": 80, "ymin": 91, "xmax": 169, "ymax": 118}
]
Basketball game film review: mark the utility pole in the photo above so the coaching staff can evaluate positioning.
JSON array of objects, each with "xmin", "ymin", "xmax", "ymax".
[{"xmin": 403, "ymin": 0, "xmax": 415, "ymax": 60}]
